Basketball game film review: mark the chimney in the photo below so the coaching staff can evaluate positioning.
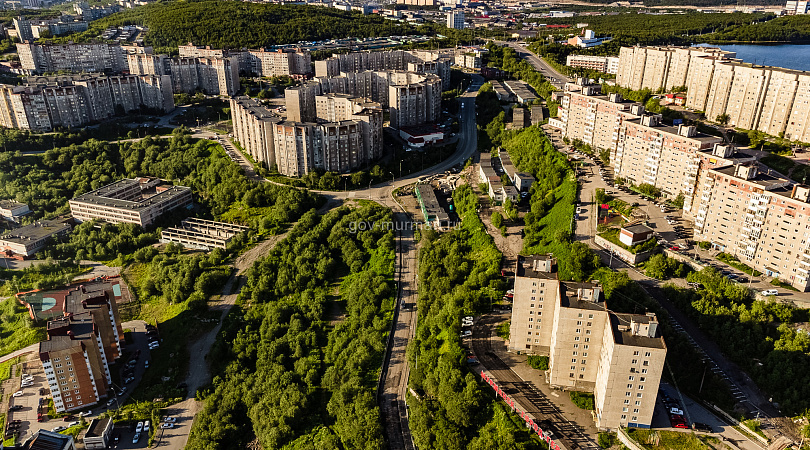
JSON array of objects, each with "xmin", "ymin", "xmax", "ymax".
[
  {"xmin": 630, "ymin": 104, "xmax": 645, "ymax": 116},
  {"xmin": 677, "ymin": 124, "xmax": 696, "ymax": 137},
  {"xmin": 609, "ymin": 92, "xmax": 623, "ymax": 103},
  {"xmin": 712, "ymin": 143, "xmax": 735, "ymax": 158},
  {"xmin": 641, "ymin": 114, "xmax": 660, "ymax": 127}
]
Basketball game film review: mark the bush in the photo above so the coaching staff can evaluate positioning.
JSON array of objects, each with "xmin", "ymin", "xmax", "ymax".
[
  {"xmin": 569, "ymin": 391, "xmax": 595, "ymax": 410},
  {"xmin": 597, "ymin": 432, "xmax": 617, "ymax": 448},
  {"xmin": 527, "ymin": 355, "xmax": 548, "ymax": 370},
  {"xmin": 496, "ymin": 320, "xmax": 510, "ymax": 340}
]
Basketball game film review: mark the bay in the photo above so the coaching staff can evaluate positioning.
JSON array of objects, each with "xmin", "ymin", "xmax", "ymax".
[{"xmin": 694, "ymin": 43, "xmax": 810, "ymax": 72}]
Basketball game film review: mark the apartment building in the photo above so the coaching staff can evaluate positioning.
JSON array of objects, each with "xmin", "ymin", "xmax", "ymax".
[
  {"xmin": 161, "ymin": 218, "xmax": 248, "ymax": 251},
  {"xmin": 17, "ymin": 42, "xmax": 127, "ymax": 74},
  {"xmin": 40, "ymin": 313, "xmax": 112, "ymax": 413},
  {"xmin": 196, "ymin": 56, "xmax": 240, "ymax": 96},
  {"xmin": 248, "ymin": 48, "xmax": 311, "ymax": 77},
  {"xmin": 13, "ymin": 17, "xmax": 88, "ymax": 43},
  {"xmin": 613, "ymin": 115, "xmax": 722, "ymax": 201},
  {"xmin": 566, "ymin": 55, "xmax": 620, "ymax": 75},
  {"xmin": 230, "ymin": 96, "xmax": 281, "ymax": 169},
  {"xmin": 62, "ymin": 280, "xmax": 125, "ymax": 363},
  {"xmin": 618, "ymin": 45, "xmax": 810, "ymax": 143},
  {"xmin": 316, "ymin": 93, "xmax": 384, "ymax": 160},
  {"xmin": 558, "ymin": 87, "xmax": 641, "ymax": 152},
  {"xmin": 315, "ymin": 49, "xmax": 451, "ymax": 89},
  {"xmin": 286, "ymin": 82, "xmax": 321, "ymax": 122},
  {"xmin": 272, "ymin": 122, "xmax": 320, "ymax": 177},
  {"xmin": 447, "ymin": 10, "xmax": 465, "ymax": 29},
  {"xmin": 616, "ymin": 46, "xmax": 735, "ymax": 92},
  {"xmin": 69, "ymin": 178, "xmax": 192, "ymax": 227},
  {"xmin": 509, "ymin": 255, "xmax": 666, "ymax": 430},
  {"xmin": 0, "ymin": 74, "xmax": 174, "ymax": 131},
  {"xmin": 127, "ymin": 50, "xmax": 239, "ymax": 96},
  {"xmin": 694, "ymin": 164, "xmax": 810, "ymax": 291},
  {"xmin": 785, "ymin": 0, "xmax": 810, "ymax": 14}
]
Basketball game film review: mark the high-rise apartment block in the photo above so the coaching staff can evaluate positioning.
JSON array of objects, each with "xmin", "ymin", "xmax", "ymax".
[
  {"xmin": 616, "ymin": 45, "xmax": 810, "ymax": 143},
  {"xmin": 13, "ymin": 17, "xmax": 88, "ymax": 43},
  {"xmin": 16, "ymin": 42, "xmax": 127, "ymax": 74},
  {"xmin": 509, "ymin": 255, "xmax": 666, "ymax": 430},
  {"xmin": 694, "ymin": 164, "xmax": 810, "ymax": 291},
  {"xmin": 447, "ymin": 10, "xmax": 465, "ymax": 29},
  {"xmin": 0, "ymin": 74, "xmax": 174, "ymax": 131},
  {"xmin": 230, "ymin": 94, "xmax": 383, "ymax": 177},
  {"xmin": 314, "ymin": 50, "xmax": 452, "ymax": 89},
  {"xmin": 69, "ymin": 178, "xmax": 192, "ymax": 227},
  {"xmin": 178, "ymin": 44, "xmax": 311, "ymax": 78}
]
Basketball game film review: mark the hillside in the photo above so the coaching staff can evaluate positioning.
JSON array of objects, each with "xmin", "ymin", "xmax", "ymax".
[
  {"xmin": 700, "ymin": 15, "xmax": 810, "ymax": 43},
  {"xmin": 55, "ymin": 0, "xmax": 414, "ymax": 51}
]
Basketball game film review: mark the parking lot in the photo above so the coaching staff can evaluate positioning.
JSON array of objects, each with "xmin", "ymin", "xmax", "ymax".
[{"xmin": 5, "ymin": 356, "xmax": 62, "ymax": 443}]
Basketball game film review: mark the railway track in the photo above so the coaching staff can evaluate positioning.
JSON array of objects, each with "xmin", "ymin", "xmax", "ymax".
[{"xmin": 471, "ymin": 315, "xmax": 599, "ymax": 450}]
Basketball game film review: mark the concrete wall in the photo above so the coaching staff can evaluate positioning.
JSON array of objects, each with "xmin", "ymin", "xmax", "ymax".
[{"xmin": 594, "ymin": 235, "xmax": 652, "ymax": 266}]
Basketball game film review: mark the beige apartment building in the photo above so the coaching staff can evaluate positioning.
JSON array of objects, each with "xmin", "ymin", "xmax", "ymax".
[
  {"xmin": 230, "ymin": 96, "xmax": 281, "ymax": 170},
  {"xmin": 618, "ymin": 45, "xmax": 810, "ymax": 143},
  {"xmin": 63, "ymin": 281, "xmax": 125, "ymax": 364},
  {"xmin": 317, "ymin": 49, "xmax": 451, "ymax": 89},
  {"xmin": 40, "ymin": 313, "xmax": 112, "ymax": 413},
  {"xmin": 248, "ymin": 48, "xmax": 311, "ymax": 77},
  {"xmin": 69, "ymin": 178, "xmax": 192, "ymax": 227},
  {"xmin": 558, "ymin": 88, "xmax": 641, "ymax": 152},
  {"xmin": 694, "ymin": 164, "xmax": 810, "ymax": 291},
  {"xmin": 509, "ymin": 255, "xmax": 666, "ymax": 430}
]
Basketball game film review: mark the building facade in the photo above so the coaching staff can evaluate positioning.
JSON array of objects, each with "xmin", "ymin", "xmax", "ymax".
[
  {"xmin": 17, "ymin": 42, "xmax": 127, "ymax": 75},
  {"xmin": 446, "ymin": 10, "xmax": 465, "ymax": 29},
  {"xmin": 509, "ymin": 255, "xmax": 666, "ymax": 430},
  {"xmin": 69, "ymin": 178, "xmax": 192, "ymax": 227},
  {"xmin": 565, "ymin": 55, "xmax": 620, "ymax": 75},
  {"xmin": 693, "ymin": 164, "xmax": 810, "ymax": 291}
]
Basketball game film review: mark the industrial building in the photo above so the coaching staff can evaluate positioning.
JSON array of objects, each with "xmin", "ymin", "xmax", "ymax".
[
  {"xmin": 161, "ymin": 218, "xmax": 248, "ymax": 250},
  {"xmin": 0, "ymin": 200, "xmax": 31, "ymax": 223},
  {"xmin": 504, "ymin": 80, "xmax": 538, "ymax": 104},
  {"xmin": 68, "ymin": 178, "xmax": 192, "ymax": 227},
  {"xmin": 509, "ymin": 255, "xmax": 666, "ymax": 430}
]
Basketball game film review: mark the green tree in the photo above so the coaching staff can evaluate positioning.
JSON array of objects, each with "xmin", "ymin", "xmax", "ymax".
[
  {"xmin": 716, "ymin": 113, "xmax": 730, "ymax": 126},
  {"xmin": 491, "ymin": 211, "xmax": 503, "ymax": 229}
]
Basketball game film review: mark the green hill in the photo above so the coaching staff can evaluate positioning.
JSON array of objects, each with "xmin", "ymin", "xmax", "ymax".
[{"xmin": 53, "ymin": 0, "xmax": 415, "ymax": 52}]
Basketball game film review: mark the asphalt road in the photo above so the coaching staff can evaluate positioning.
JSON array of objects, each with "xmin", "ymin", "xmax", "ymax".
[{"xmin": 497, "ymin": 41, "xmax": 571, "ymax": 89}]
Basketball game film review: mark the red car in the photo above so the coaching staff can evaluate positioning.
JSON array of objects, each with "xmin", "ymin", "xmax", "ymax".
[
  {"xmin": 669, "ymin": 415, "xmax": 688, "ymax": 429},
  {"xmin": 668, "ymin": 245, "xmax": 680, "ymax": 251}
]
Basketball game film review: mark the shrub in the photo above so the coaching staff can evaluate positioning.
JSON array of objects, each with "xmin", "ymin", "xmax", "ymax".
[
  {"xmin": 527, "ymin": 355, "xmax": 549, "ymax": 370},
  {"xmin": 569, "ymin": 391, "xmax": 595, "ymax": 410}
]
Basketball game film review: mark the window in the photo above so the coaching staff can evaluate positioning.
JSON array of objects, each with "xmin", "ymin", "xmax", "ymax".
[
  {"xmin": 632, "ymin": 416, "xmax": 638, "ymax": 422},
  {"xmin": 637, "ymin": 393, "xmax": 643, "ymax": 398},
  {"xmin": 585, "ymin": 338, "xmax": 590, "ymax": 342},
  {"xmin": 632, "ymin": 359, "xmax": 638, "ymax": 364},
  {"xmin": 64, "ymin": 356, "xmax": 70, "ymax": 360},
  {"xmin": 638, "ymin": 385, "xmax": 644, "ymax": 390},
  {"xmin": 570, "ymin": 373, "xmax": 575, "ymax": 378},
  {"xmin": 578, "ymin": 313, "xmax": 583, "ymax": 318},
  {"xmin": 644, "ymin": 352, "xmax": 651, "ymax": 357},
  {"xmin": 641, "ymin": 369, "xmax": 648, "ymax": 374},
  {"xmin": 633, "ymin": 351, "xmax": 640, "ymax": 356},
  {"xmin": 635, "ymin": 401, "xmax": 641, "ymax": 406},
  {"xmin": 577, "ymin": 321, "xmax": 582, "ymax": 326},
  {"xmin": 628, "ymin": 376, "xmax": 635, "ymax": 381},
  {"xmin": 625, "ymin": 392, "xmax": 631, "ymax": 397},
  {"xmin": 573, "ymin": 351, "xmax": 578, "ymax": 356},
  {"xmin": 575, "ymin": 337, "xmax": 580, "ymax": 341},
  {"xmin": 624, "ymin": 399, "xmax": 630, "ymax": 404},
  {"xmin": 643, "ymin": 360, "xmax": 649, "ymax": 366},
  {"xmin": 639, "ymin": 377, "xmax": 646, "ymax": 382},
  {"xmin": 576, "ymin": 328, "xmax": 581, "ymax": 333},
  {"xmin": 583, "ymin": 352, "xmax": 588, "ymax": 357},
  {"xmin": 584, "ymin": 345, "xmax": 589, "ymax": 350},
  {"xmin": 633, "ymin": 409, "xmax": 639, "ymax": 414},
  {"xmin": 627, "ymin": 384, "xmax": 633, "ymax": 389},
  {"xmin": 572, "ymin": 359, "xmax": 577, "ymax": 363},
  {"xmin": 621, "ymin": 415, "xmax": 627, "ymax": 420},
  {"xmin": 588, "ymin": 314, "xmax": 593, "ymax": 319}
]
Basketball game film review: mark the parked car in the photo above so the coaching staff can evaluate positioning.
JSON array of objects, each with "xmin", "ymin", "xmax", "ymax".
[
  {"xmin": 160, "ymin": 423, "xmax": 175, "ymax": 429},
  {"xmin": 67, "ymin": 421, "xmax": 79, "ymax": 427},
  {"xmin": 760, "ymin": 289, "xmax": 778, "ymax": 296},
  {"xmin": 12, "ymin": 391, "xmax": 23, "ymax": 397},
  {"xmin": 132, "ymin": 432, "xmax": 141, "ymax": 444},
  {"xmin": 692, "ymin": 422, "xmax": 713, "ymax": 433},
  {"xmin": 9, "ymin": 404, "xmax": 23, "ymax": 411},
  {"xmin": 135, "ymin": 422, "xmax": 144, "ymax": 433},
  {"xmin": 78, "ymin": 410, "xmax": 92, "ymax": 417},
  {"xmin": 51, "ymin": 426, "xmax": 67, "ymax": 432},
  {"xmin": 162, "ymin": 416, "xmax": 177, "ymax": 423},
  {"xmin": 460, "ymin": 330, "xmax": 472, "ymax": 338},
  {"xmin": 144, "ymin": 421, "xmax": 150, "ymax": 432},
  {"xmin": 112, "ymin": 434, "xmax": 120, "ymax": 448}
]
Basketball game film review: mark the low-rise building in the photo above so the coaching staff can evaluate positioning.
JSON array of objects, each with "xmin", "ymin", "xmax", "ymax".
[
  {"xmin": 161, "ymin": 218, "xmax": 248, "ymax": 250},
  {"xmin": 0, "ymin": 219, "xmax": 71, "ymax": 258},
  {"xmin": 69, "ymin": 178, "xmax": 192, "ymax": 227},
  {"xmin": 415, "ymin": 184, "xmax": 450, "ymax": 229},
  {"xmin": 400, "ymin": 125, "xmax": 444, "ymax": 148},
  {"xmin": 21, "ymin": 430, "xmax": 76, "ymax": 450},
  {"xmin": 0, "ymin": 200, "xmax": 31, "ymax": 222},
  {"xmin": 566, "ymin": 54, "xmax": 620, "ymax": 74},
  {"xmin": 504, "ymin": 80, "xmax": 538, "ymax": 104},
  {"xmin": 618, "ymin": 223, "xmax": 654, "ymax": 246},
  {"xmin": 509, "ymin": 255, "xmax": 666, "ymax": 430},
  {"xmin": 83, "ymin": 418, "xmax": 114, "ymax": 449}
]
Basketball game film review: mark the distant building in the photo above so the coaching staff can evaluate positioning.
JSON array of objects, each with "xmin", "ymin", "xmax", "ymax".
[
  {"xmin": 511, "ymin": 30, "xmax": 538, "ymax": 40},
  {"xmin": 566, "ymin": 30, "xmax": 610, "ymax": 48},
  {"xmin": 161, "ymin": 218, "xmax": 248, "ymax": 251},
  {"xmin": 504, "ymin": 80, "xmax": 537, "ymax": 104},
  {"xmin": 566, "ymin": 55, "xmax": 620, "ymax": 74},
  {"xmin": 455, "ymin": 53, "xmax": 481, "ymax": 70},
  {"xmin": 13, "ymin": 17, "xmax": 87, "ymax": 42},
  {"xmin": 509, "ymin": 255, "xmax": 666, "ymax": 430},
  {"xmin": 785, "ymin": 0, "xmax": 810, "ymax": 14},
  {"xmin": 531, "ymin": 105, "xmax": 544, "ymax": 125},
  {"xmin": 0, "ymin": 200, "xmax": 31, "ymax": 223},
  {"xmin": 68, "ymin": 178, "xmax": 192, "ymax": 227},
  {"xmin": 447, "ymin": 10, "xmax": 465, "ymax": 29},
  {"xmin": 0, "ymin": 219, "xmax": 72, "ymax": 259},
  {"xmin": 17, "ymin": 42, "xmax": 127, "ymax": 75}
]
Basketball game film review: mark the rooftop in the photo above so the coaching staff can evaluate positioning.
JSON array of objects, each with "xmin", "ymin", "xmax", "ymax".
[
  {"xmin": 0, "ymin": 199, "xmax": 28, "ymax": 209},
  {"xmin": 415, "ymin": 185, "xmax": 449, "ymax": 222},
  {"xmin": 713, "ymin": 164, "xmax": 793, "ymax": 191},
  {"xmin": 0, "ymin": 219, "xmax": 71, "ymax": 244},
  {"xmin": 610, "ymin": 313, "xmax": 666, "ymax": 349},
  {"xmin": 232, "ymin": 96, "xmax": 280, "ymax": 121},
  {"xmin": 622, "ymin": 223, "xmax": 653, "ymax": 235},
  {"xmin": 516, "ymin": 254, "xmax": 557, "ymax": 280},
  {"xmin": 560, "ymin": 282, "xmax": 605, "ymax": 311},
  {"xmin": 70, "ymin": 178, "xmax": 191, "ymax": 212},
  {"xmin": 41, "ymin": 312, "xmax": 96, "ymax": 355},
  {"xmin": 85, "ymin": 417, "xmax": 112, "ymax": 438},
  {"xmin": 624, "ymin": 117, "xmax": 723, "ymax": 144},
  {"xmin": 22, "ymin": 430, "xmax": 74, "ymax": 450}
]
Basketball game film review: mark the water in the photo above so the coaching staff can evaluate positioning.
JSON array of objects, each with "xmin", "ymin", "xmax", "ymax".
[{"xmin": 694, "ymin": 43, "xmax": 810, "ymax": 72}]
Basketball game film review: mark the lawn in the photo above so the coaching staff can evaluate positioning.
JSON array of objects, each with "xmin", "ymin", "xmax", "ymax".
[
  {"xmin": 496, "ymin": 320, "xmax": 510, "ymax": 340},
  {"xmin": 523, "ymin": 174, "xmax": 578, "ymax": 279},
  {"xmin": 716, "ymin": 253, "xmax": 761, "ymax": 276},
  {"xmin": 0, "ymin": 297, "xmax": 47, "ymax": 358},
  {"xmin": 0, "ymin": 356, "xmax": 20, "ymax": 382}
]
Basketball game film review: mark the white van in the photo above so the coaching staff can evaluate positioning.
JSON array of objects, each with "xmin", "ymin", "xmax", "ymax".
[{"xmin": 760, "ymin": 289, "xmax": 778, "ymax": 296}]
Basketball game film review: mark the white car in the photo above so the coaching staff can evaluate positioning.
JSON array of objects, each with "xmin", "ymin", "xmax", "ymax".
[
  {"xmin": 67, "ymin": 421, "xmax": 80, "ymax": 427},
  {"xmin": 132, "ymin": 432, "xmax": 141, "ymax": 444},
  {"xmin": 12, "ymin": 391, "xmax": 23, "ymax": 397},
  {"xmin": 78, "ymin": 410, "xmax": 92, "ymax": 417},
  {"xmin": 144, "ymin": 421, "xmax": 150, "ymax": 432},
  {"xmin": 760, "ymin": 289, "xmax": 778, "ymax": 296},
  {"xmin": 135, "ymin": 421, "xmax": 144, "ymax": 433},
  {"xmin": 162, "ymin": 416, "xmax": 177, "ymax": 423},
  {"xmin": 51, "ymin": 426, "xmax": 67, "ymax": 432},
  {"xmin": 160, "ymin": 423, "xmax": 175, "ymax": 429}
]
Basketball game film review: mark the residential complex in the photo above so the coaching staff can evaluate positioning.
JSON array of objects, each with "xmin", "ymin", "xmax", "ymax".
[
  {"xmin": 0, "ymin": 218, "xmax": 72, "ymax": 258},
  {"xmin": 314, "ymin": 50, "xmax": 452, "ymax": 89},
  {"xmin": 694, "ymin": 164, "xmax": 810, "ymax": 291},
  {"xmin": 231, "ymin": 94, "xmax": 384, "ymax": 176},
  {"xmin": 509, "ymin": 255, "xmax": 666, "ymax": 430},
  {"xmin": 616, "ymin": 45, "xmax": 810, "ymax": 143},
  {"xmin": 785, "ymin": 0, "xmax": 810, "ymax": 14},
  {"xmin": 447, "ymin": 10, "xmax": 465, "ymax": 29},
  {"xmin": 127, "ymin": 49, "xmax": 241, "ymax": 96},
  {"xmin": 178, "ymin": 44, "xmax": 311, "ymax": 77},
  {"xmin": 566, "ymin": 55, "xmax": 620, "ymax": 75},
  {"xmin": 68, "ymin": 178, "xmax": 193, "ymax": 227},
  {"xmin": 478, "ymin": 152, "xmax": 521, "ymax": 204},
  {"xmin": 13, "ymin": 16, "xmax": 88, "ymax": 42},
  {"xmin": 0, "ymin": 74, "xmax": 174, "ymax": 131}
]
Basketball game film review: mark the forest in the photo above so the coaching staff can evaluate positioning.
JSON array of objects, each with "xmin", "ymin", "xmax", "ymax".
[
  {"xmin": 186, "ymin": 203, "xmax": 396, "ymax": 449},
  {"xmin": 408, "ymin": 183, "xmax": 543, "ymax": 449},
  {"xmin": 50, "ymin": 1, "xmax": 414, "ymax": 53},
  {"xmin": 524, "ymin": 12, "xmax": 772, "ymax": 46},
  {"xmin": 700, "ymin": 15, "xmax": 810, "ymax": 43}
]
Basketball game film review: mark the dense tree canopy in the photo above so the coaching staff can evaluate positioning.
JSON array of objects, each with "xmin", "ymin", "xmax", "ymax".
[{"xmin": 187, "ymin": 204, "xmax": 396, "ymax": 449}]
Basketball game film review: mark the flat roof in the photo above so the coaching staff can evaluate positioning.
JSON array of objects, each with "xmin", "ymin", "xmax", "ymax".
[
  {"xmin": 70, "ymin": 179, "xmax": 191, "ymax": 211},
  {"xmin": 0, "ymin": 199, "xmax": 27, "ymax": 209},
  {"xmin": 713, "ymin": 164, "xmax": 792, "ymax": 191},
  {"xmin": 22, "ymin": 430, "xmax": 74, "ymax": 450},
  {"xmin": 40, "ymin": 312, "xmax": 96, "ymax": 354},
  {"xmin": 0, "ymin": 219, "xmax": 70, "ymax": 244},
  {"xmin": 516, "ymin": 254, "xmax": 557, "ymax": 280},
  {"xmin": 622, "ymin": 224, "xmax": 653, "ymax": 235},
  {"xmin": 610, "ymin": 313, "xmax": 666, "ymax": 349},
  {"xmin": 85, "ymin": 417, "xmax": 112, "ymax": 438},
  {"xmin": 232, "ymin": 96, "xmax": 280, "ymax": 121},
  {"xmin": 624, "ymin": 117, "xmax": 722, "ymax": 143},
  {"xmin": 415, "ymin": 185, "xmax": 449, "ymax": 222},
  {"xmin": 560, "ymin": 282, "xmax": 606, "ymax": 311}
]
